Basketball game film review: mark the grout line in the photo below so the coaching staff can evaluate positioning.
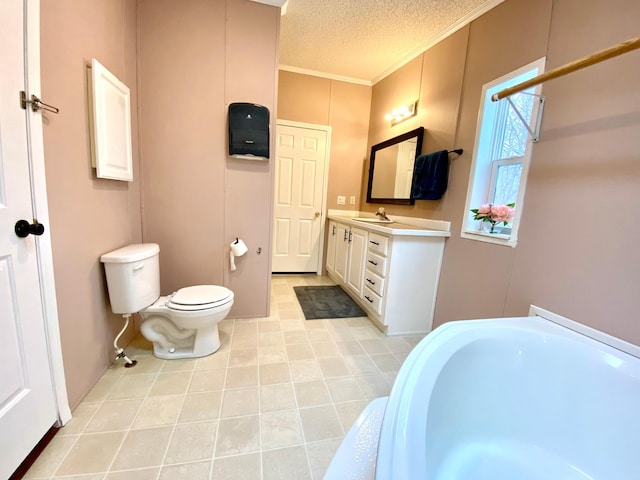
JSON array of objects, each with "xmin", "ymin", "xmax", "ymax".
[
  {"xmin": 209, "ymin": 326, "xmax": 231, "ymax": 479},
  {"xmin": 100, "ymin": 362, "xmax": 164, "ymax": 476},
  {"xmin": 38, "ymin": 276, "xmax": 407, "ymax": 480},
  {"xmin": 256, "ymin": 322, "xmax": 264, "ymax": 480},
  {"xmin": 148, "ymin": 366, "xmax": 193, "ymax": 476}
]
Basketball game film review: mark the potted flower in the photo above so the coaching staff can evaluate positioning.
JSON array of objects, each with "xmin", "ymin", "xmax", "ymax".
[{"xmin": 470, "ymin": 203, "xmax": 515, "ymax": 233}]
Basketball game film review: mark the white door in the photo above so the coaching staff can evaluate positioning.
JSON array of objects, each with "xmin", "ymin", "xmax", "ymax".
[
  {"xmin": 394, "ymin": 138, "xmax": 417, "ymax": 198},
  {"xmin": 0, "ymin": 2, "xmax": 58, "ymax": 477},
  {"xmin": 273, "ymin": 123, "xmax": 329, "ymax": 272}
]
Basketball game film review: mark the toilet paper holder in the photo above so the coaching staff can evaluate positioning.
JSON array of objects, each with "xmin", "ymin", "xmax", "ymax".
[{"xmin": 230, "ymin": 237, "xmax": 248, "ymax": 271}]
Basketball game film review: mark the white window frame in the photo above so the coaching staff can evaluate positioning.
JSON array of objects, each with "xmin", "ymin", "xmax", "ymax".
[
  {"xmin": 487, "ymin": 156, "xmax": 523, "ymax": 207},
  {"xmin": 461, "ymin": 57, "xmax": 546, "ymax": 247}
]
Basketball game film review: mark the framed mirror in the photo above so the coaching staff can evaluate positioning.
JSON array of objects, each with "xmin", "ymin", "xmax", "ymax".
[{"xmin": 366, "ymin": 127, "xmax": 424, "ymax": 205}]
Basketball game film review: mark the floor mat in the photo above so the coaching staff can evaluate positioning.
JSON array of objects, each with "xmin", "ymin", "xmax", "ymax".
[{"xmin": 293, "ymin": 285, "xmax": 366, "ymax": 320}]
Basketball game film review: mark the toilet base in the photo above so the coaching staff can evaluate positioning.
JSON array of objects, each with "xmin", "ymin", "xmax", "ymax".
[{"xmin": 141, "ymin": 316, "xmax": 223, "ymax": 360}]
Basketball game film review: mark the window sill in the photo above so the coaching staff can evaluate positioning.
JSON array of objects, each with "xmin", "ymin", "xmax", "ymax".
[{"xmin": 461, "ymin": 229, "xmax": 517, "ymax": 247}]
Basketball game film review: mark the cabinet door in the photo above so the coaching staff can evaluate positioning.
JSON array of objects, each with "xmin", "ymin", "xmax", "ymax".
[
  {"xmin": 334, "ymin": 223, "xmax": 349, "ymax": 282},
  {"xmin": 346, "ymin": 226, "xmax": 368, "ymax": 297},
  {"xmin": 326, "ymin": 221, "xmax": 338, "ymax": 273}
]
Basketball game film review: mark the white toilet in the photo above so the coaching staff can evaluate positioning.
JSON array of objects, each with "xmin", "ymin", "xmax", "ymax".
[{"xmin": 100, "ymin": 243, "xmax": 234, "ymax": 360}]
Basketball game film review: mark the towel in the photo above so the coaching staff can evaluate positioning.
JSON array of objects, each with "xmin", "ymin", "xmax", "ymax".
[{"xmin": 411, "ymin": 150, "xmax": 449, "ymax": 200}]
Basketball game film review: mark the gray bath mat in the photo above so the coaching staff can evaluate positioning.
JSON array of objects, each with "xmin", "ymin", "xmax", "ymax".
[{"xmin": 293, "ymin": 285, "xmax": 366, "ymax": 320}]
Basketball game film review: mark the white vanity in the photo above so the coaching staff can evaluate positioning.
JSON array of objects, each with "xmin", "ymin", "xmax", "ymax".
[{"xmin": 326, "ymin": 213, "xmax": 450, "ymax": 335}]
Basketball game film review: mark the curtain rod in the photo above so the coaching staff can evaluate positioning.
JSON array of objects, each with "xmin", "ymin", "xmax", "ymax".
[{"xmin": 492, "ymin": 36, "xmax": 640, "ymax": 101}]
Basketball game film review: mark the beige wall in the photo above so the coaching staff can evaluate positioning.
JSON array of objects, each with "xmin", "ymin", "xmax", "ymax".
[
  {"xmin": 434, "ymin": 0, "xmax": 553, "ymax": 322},
  {"xmin": 137, "ymin": 0, "xmax": 279, "ymax": 318},
  {"xmin": 40, "ymin": 0, "xmax": 141, "ymax": 408},
  {"xmin": 502, "ymin": 0, "xmax": 640, "ymax": 343},
  {"xmin": 362, "ymin": 27, "xmax": 469, "ymax": 217},
  {"xmin": 40, "ymin": 0, "xmax": 279, "ymax": 407},
  {"xmin": 278, "ymin": 71, "xmax": 371, "ymax": 210},
  {"xmin": 222, "ymin": 1, "xmax": 280, "ymax": 317},
  {"xmin": 357, "ymin": 0, "xmax": 640, "ymax": 344}
]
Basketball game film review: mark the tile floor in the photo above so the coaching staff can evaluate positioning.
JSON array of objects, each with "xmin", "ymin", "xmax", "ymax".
[{"xmin": 24, "ymin": 275, "xmax": 425, "ymax": 480}]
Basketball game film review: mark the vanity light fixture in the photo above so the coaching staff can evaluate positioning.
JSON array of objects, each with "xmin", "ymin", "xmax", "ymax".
[{"xmin": 384, "ymin": 101, "xmax": 417, "ymax": 126}]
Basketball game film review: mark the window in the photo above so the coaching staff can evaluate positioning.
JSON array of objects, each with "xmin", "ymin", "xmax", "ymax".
[{"xmin": 462, "ymin": 58, "xmax": 545, "ymax": 247}]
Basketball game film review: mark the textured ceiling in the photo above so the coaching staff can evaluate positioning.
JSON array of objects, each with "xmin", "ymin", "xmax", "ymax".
[{"xmin": 280, "ymin": 0, "xmax": 502, "ymax": 84}]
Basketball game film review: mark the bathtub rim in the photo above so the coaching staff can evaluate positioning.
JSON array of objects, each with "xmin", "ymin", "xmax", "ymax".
[{"xmin": 375, "ymin": 306, "xmax": 640, "ymax": 479}]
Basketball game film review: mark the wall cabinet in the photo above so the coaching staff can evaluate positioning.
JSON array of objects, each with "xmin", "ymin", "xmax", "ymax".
[{"xmin": 327, "ymin": 216, "xmax": 448, "ymax": 335}]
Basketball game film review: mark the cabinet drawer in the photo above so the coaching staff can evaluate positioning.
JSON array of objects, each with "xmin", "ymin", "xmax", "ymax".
[
  {"xmin": 367, "ymin": 232, "xmax": 389, "ymax": 256},
  {"xmin": 364, "ymin": 270, "xmax": 385, "ymax": 296},
  {"xmin": 366, "ymin": 251, "xmax": 387, "ymax": 276},
  {"xmin": 362, "ymin": 285, "xmax": 382, "ymax": 315}
]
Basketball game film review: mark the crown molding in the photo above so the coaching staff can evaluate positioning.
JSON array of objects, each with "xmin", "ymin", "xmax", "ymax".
[
  {"xmin": 279, "ymin": 65, "xmax": 372, "ymax": 86},
  {"xmin": 371, "ymin": 0, "xmax": 506, "ymax": 85},
  {"xmin": 250, "ymin": 0, "xmax": 288, "ymax": 7}
]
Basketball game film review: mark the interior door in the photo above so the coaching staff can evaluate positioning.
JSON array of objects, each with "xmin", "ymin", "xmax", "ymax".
[
  {"xmin": 272, "ymin": 123, "xmax": 328, "ymax": 272},
  {"xmin": 394, "ymin": 138, "xmax": 417, "ymax": 198},
  {"xmin": 0, "ymin": 2, "xmax": 58, "ymax": 477}
]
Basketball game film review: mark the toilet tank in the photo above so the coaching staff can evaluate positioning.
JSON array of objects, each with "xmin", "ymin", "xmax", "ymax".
[{"xmin": 100, "ymin": 243, "xmax": 161, "ymax": 314}]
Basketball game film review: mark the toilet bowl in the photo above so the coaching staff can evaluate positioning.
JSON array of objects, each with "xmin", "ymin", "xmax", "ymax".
[
  {"xmin": 100, "ymin": 244, "xmax": 234, "ymax": 360},
  {"xmin": 140, "ymin": 285, "xmax": 233, "ymax": 359}
]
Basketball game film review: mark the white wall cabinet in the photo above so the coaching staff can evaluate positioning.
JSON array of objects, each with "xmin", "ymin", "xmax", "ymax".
[
  {"xmin": 89, "ymin": 58, "xmax": 133, "ymax": 181},
  {"xmin": 327, "ymin": 216, "xmax": 449, "ymax": 335}
]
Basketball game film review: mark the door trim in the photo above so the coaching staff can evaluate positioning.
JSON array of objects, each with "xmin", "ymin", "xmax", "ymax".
[
  {"xmin": 275, "ymin": 120, "xmax": 331, "ymax": 275},
  {"xmin": 25, "ymin": 0, "xmax": 71, "ymax": 424}
]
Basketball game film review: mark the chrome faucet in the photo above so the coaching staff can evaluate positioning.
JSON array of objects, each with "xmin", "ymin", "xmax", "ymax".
[{"xmin": 375, "ymin": 207, "xmax": 390, "ymax": 221}]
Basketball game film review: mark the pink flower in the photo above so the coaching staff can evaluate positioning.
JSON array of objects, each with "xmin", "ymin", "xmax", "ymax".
[
  {"xmin": 490, "ymin": 204, "xmax": 515, "ymax": 223},
  {"xmin": 475, "ymin": 203, "xmax": 491, "ymax": 218}
]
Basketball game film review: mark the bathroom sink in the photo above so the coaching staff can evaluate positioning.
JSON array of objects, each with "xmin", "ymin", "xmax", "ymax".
[{"xmin": 353, "ymin": 217, "xmax": 394, "ymax": 224}]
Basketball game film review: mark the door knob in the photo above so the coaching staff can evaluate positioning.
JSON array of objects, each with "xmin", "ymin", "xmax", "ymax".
[
  {"xmin": 15, "ymin": 219, "xmax": 45, "ymax": 238},
  {"xmin": 314, "ymin": 212, "xmax": 321, "ymax": 217}
]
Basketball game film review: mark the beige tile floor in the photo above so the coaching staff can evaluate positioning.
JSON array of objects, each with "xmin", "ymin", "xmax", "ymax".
[{"xmin": 24, "ymin": 275, "xmax": 425, "ymax": 480}]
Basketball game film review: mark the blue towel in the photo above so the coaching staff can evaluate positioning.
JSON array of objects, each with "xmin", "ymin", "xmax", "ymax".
[{"xmin": 411, "ymin": 150, "xmax": 449, "ymax": 200}]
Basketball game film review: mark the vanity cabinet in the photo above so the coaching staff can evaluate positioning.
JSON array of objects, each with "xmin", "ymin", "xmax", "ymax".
[
  {"xmin": 326, "ymin": 215, "xmax": 449, "ymax": 335},
  {"xmin": 326, "ymin": 220, "xmax": 368, "ymax": 297},
  {"xmin": 326, "ymin": 221, "xmax": 338, "ymax": 273}
]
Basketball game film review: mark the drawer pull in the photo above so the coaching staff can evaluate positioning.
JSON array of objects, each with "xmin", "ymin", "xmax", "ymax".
[
  {"xmin": 332, "ymin": 225, "xmax": 336, "ymax": 235},
  {"xmin": 370, "ymin": 241, "xmax": 380, "ymax": 246},
  {"xmin": 368, "ymin": 260, "xmax": 378, "ymax": 266},
  {"xmin": 364, "ymin": 296, "xmax": 374, "ymax": 303},
  {"xmin": 366, "ymin": 278, "xmax": 375, "ymax": 285}
]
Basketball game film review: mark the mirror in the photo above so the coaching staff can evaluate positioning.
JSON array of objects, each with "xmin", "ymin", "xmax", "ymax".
[{"xmin": 366, "ymin": 127, "xmax": 424, "ymax": 205}]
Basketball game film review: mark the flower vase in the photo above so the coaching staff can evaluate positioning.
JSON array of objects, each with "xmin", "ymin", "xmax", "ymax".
[{"xmin": 483, "ymin": 221, "xmax": 500, "ymax": 234}]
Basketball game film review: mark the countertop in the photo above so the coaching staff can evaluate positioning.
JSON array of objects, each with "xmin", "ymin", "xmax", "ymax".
[{"xmin": 328, "ymin": 215, "xmax": 451, "ymax": 237}]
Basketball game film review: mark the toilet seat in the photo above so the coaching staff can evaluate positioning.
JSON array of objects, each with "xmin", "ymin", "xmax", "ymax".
[{"xmin": 167, "ymin": 285, "xmax": 233, "ymax": 312}]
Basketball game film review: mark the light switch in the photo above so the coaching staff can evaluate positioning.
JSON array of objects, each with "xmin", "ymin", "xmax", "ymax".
[
  {"xmin": 349, "ymin": 196, "xmax": 356, "ymax": 205},
  {"xmin": 337, "ymin": 196, "xmax": 346, "ymax": 205}
]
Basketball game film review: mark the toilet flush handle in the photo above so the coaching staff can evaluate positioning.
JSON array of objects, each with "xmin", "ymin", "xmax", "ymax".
[{"xmin": 133, "ymin": 263, "xmax": 144, "ymax": 271}]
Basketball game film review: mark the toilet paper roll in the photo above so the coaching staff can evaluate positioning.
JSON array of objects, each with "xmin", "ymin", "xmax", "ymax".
[{"xmin": 230, "ymin": 238, "xmax": 248, "ymax": 271}]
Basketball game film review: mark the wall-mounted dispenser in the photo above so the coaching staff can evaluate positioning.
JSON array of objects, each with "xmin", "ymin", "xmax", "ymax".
[{"xmin": 228, "ymin": 102, "xmax": 270, "ymax": 160}]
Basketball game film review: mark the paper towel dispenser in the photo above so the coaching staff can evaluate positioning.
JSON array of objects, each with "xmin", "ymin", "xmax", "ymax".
[{"xmin": 228, "ymin": 102, "xmax": 270, "ymax": 160}]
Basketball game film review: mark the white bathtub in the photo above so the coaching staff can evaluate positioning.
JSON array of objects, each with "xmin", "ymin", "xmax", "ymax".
[{"xmin": 326, "ymin": 308, "xmax": 640, "ymax": 480}]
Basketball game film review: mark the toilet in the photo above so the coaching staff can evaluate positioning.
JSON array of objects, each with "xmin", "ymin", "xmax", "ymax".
[{"xmin": 100, "ymin": 243, "xmax": 233, "ymax": 360}]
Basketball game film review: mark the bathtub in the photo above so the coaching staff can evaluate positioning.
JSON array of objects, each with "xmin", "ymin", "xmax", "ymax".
[{"xmin": 326, "ymin": 307, "xmax": 640, "ymax": 480}]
